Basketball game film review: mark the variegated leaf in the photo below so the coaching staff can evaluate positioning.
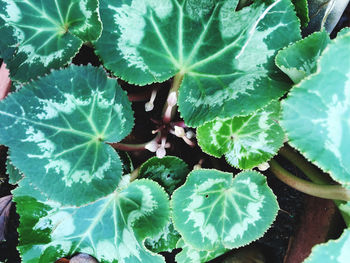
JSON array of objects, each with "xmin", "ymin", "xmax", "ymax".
[
  {"xmin": 172, "ymin": 169, "xmax": 278, "ymax": 251},
  {"xmin": 276, "ymin": 30, "xmax": 330, "ymax": 83},
  {"xmin": 281, "ymin": 28, "xmax": 350, "ymax": 187},
  {"xmin": 0, "ymin": 65, "xmax": 134, "ymax": 205},
  {"xmin": 5, "ymin": 155, "xmax": 23, "ymax": 185},
  {"xmin": 175, "ymin": 239, "xmax": 227, "ymax": 263},
  {"xmin": 0, "ymin": 0, "xmax": 101, "ymax": 82},
  {"xmin": 197, "ymin": 102, "xmax": 284, "ymax": 169},
  {"xmin": 95, "ymin": 0, "xmax": 300, "ymax": 126},
  {"xmin": 14, "ymin": 178, "xmax": 170, "ymax": 263},
  {"xmin": 145, "ymin": 221, "xmax": 180, "ymax": 253},
  {"xmin": 139, "ymin": 156, "xmax": 189, "ymax": 194},
  {"xmin": 304, "ymin": 229, "xmax": 350, "ymax": 263}
]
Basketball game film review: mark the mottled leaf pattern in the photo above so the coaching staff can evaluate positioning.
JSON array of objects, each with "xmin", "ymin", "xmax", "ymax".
[
  {"xmin": 304, "ymin": 229, "xmax": 350, "ymax": 263},
  {"xmin": 139, "ymin": 156, "xmax": 189, "ymax": 194},
  {"xmin": 5, "ymin": 156, "xmax": 23, "ymax": 185},
  {"xmin": 0, "ymin": 65, "xmax": 134, "ymax": 205},
  {"xmin": 0, "ymin": 0, "xmax": 101, "ymax": 82},
  {"xmin": 291, "ymin": 0, "xmax": 309, "ymax": 27},
  {"xmin": 96, "ymin": 0, "xmax": 300, "ymax": 126},
  {"xmin": 172, "ymin": 169, "xmax": 278, "ymax": 250},
  {"xmin": 175, "ymin": 239, "xmax": 227, "ymax": 263},
  {"xmin": 145, "ymin": 221, "xmax": 180, "ymax": 253},
  {"xmin": 197, "ymin": 102, "xmax": 284, "ymax": 169},
  {"xmin": 281, "ymin": 29, "xmax": 350, "ymax": 187},
  {"xmin": 276, "ymin": 31, "xmax": 330, "ymax": 83},
  {"xmin": 14, "ymin": 178, "xmax": 170, "ymax": 263}
]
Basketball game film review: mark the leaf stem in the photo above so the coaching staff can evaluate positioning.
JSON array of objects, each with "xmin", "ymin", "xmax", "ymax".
[
  {"xmin": 109, "ymin": 134, "xmax": 160, "ymax": 151},
  {"xmin": 130, "ymin": 166, "xmax": 140, "ymax": 182},
  {"xmin": 162, "ymin": 73, "xmax": 184, "ymax": 124},
  {"xmin": 279, "ymin": 145, "xmax": 332, "ymax": 184},
  {"xmin": 269, "ymin": 159, "xmax": 350, "ymax": 201}
]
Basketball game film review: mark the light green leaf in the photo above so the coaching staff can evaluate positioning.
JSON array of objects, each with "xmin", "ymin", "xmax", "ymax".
[
  {"xmin": 0, "ymin": 65, "xmax": 134, "ymax": 205},
  {"xmin": 139, "ymin": 156, "xmax": 189, "ymax": 195},
  {"xmin": 95, "ymin": 0, "xmax": 300, "ymax": 126},
  {"xmin": 276, "ymin": 31, "xmax": 330, "ymax": 83},
  {"xmin": 145, "ymin": 221, "xmax": 181, "ymax": 253},
  {"xmin": 197, "ymin": 101, "xmax": 284, "ymax": 169},
  {"xmin": 281, "ymin": 29, "xmax": 350, "ymax": 187},
  {"xmin": 14, "ymin": 178, "xmax": 170, "ymax": 263},
  {"xmin": 5, "ymin": 155, "xmax": 23, "ymax": 185},
  {"xmin": 304, "ymin": 229, "xmax": 350, "ymax": 263},
  {"xmin": 172, "ymin": 169, "xmax": 278, "ymax": 251},
  {"xmin": 175, "ymin": 239, "xmax": 227, "ymax": 263},
  {"xmin": 0, "ymin": 0, "xmax": 101, "ymax": 82}
]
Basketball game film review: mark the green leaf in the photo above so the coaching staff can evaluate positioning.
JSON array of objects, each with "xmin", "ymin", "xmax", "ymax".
[
  {"xmin": 291, "ymin": 0, "xmax": 309, "ymax": 27},
  {"xmin": 14, "ymin": 178, "xmax": 170, "ymax": 263},
  {"xmin": 339, "ymin": 202, "xmax": 350, "ymax": 227},
  {"xmin": 197, "ymin": 101, "xmax": 284, "ymax": 169},
  {"xmin": 5, "ymin": 155, "xmax": 23, "ymax": 185},
  {"xmin": 276, "ymin": 30, "xmax": 330, "ymax": 83},
  {"xmin": 95, "ymin": 0, "xmax": 300, "ymax": 126},
  {"xmin": 139, "ymin": 156, "xmax": 189, "ymax": 195},
  {"xmin": 304, "ymin": 229, "xmax": 350, "ymax": 263},
  {"xmin": 118, "ymin": 150, "xmax": 134, "ymax": 175},
  {"xmin": 175, "ymin": 239, "xmax": 227, "ymax": 263},
  {"xmin": 0, "ymin": 0, "xmax": 101, "ymax": 82},
  {"xmin": 0, "ymin": 65, "xmax": 134, "ymax": 205},
  {"xmin": 145, "ymin": 221, "xmax": 181, "ymax": 253},
  {"xmin": 171, "ymin": 169, "xmax": 278, "ymax": 251},
  {"xmin": 281, "ymin": 29, "xmax": 350, "ymax": 187}
]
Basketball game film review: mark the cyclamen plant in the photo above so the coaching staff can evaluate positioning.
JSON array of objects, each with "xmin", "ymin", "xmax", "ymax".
[{"xmin": 0, "ymin": 0, "xmax": 349, "ymax": 262}]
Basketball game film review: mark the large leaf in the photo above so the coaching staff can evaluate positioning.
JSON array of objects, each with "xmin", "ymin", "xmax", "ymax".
[
  {"xmin": 281, "ymin": 29, "xmax": 350, "ymax": 187},
  {"xmin": 291, "ymin": 0, "xmax": 309, "ymax": 27},
  {"xmin": 95, "ymin": 0, "xmax": 300, "ymax": 126},
  {"xmin": 172, "ymin": 169, "xmax": 278, "ymax": 251},
  {"xmin": 0, "ymin": 0, "xmax": 101, "ymax": 82},
  {"xmin": 5, "ymin": 155, "xmax": 23, "ymax": 185},
  {"xmin": 0, "ymin": 65, "xmax": 134, "ymax": 205},
  {"xmin": 14, "ymin": 178, "xmax": 170, "ymax": 263},
  {"xmin": 139, "ymin": 156, "xmax": 189, "ymax": 194},
  {"xmin": 145, "ymin": 221, "xmax": 180, "ymax": 253},
  {"xmin": 175, "ymin": 239, "xmax": 227, "ymax": 263},
  {"xmin": 276, "ymin": 30, "xmax": 330, "ymax": 83},
  {"xmin": 304, "ymin": 229, "xmax": 350, "ymax": 263},
  {"xmin": 197, "ymin": 101, "xmax": 284, "ymax": 169}
]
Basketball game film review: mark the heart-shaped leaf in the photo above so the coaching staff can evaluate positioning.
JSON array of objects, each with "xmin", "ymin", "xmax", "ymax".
[
  {"xmin": 139, "ymin": 156, "xmax": 189, "ymax": 194},
  {"xmin": 172, "ymin": 169, "xmax": 278, "ymax": 251},
  {"xmin": 304, "ymin": 229, "xmax": 350, "ymax": 263},
  {"xmin": 276, "ymin": 30, "xmax": 330, "ymax": 83},
  {"xmin": 14, "ymin": 178, "xmax": 170, "ymax": 263},
  {"xmin": 175, "ymin": 239, "xmax": 227, "ymax": 263},
  {"xmin": 0, "ymin": 65, "xmax": 134, "ymax": 205},
  {"xmin": 197, "ymin": 101, "xmax": 284, "ymax": 169},
  {"xmin": 281, "ymin": 28, "xmax": 350, "ymax": 187},
  {"xmin": 95, "ymin": 0, "xmax": 300, "ymax": 126},
  {"xmin": 0, "ymin": 0, "xmax": 101, "ymax": 82}
]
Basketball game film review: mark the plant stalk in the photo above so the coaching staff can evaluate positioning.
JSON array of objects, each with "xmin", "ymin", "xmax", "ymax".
[
  {"xmin": 269, "ymin": 160, "xmax": 350, "ymax": 201},
  {"xmin": 162, "ymin": 73, "xmax": 184, "ymax": 124},
  {"xmin": 110, "ymin": 134, "xmax": 160, "ymax": 151}
]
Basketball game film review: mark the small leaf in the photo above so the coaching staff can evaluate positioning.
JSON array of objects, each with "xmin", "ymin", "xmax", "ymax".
[
  {"xmin": 0, "ymin": 0, "xmax": 102, "ymax": 82},
  {"xmin": 276, "ymin": 31, "xmax": 330, "ymax": 83},
  {"xmin": 14, "ymin": 178, "xmax": 170, "ymax": 263},
  {"xmin": 96, "ymin": 0, "xmax": 300, "ymax": 126},
  {"xmin": 281, "ymin": 29, "xmax": 350, "ymax": 187},
  {"xmin": 0, "ymin": 195, "xmax": 12, "ymax": 242},
  {"xmin": 197, "ymin": 102, "xmax": 284, "ymax": 169},
  {"xmin": 0, "ymin": 65, "xmax": 134, "ymax": 205},
  {"xmin": 304, "ymin": 229, "xmax": 350, "ymax": 263},
  {"xmin": 139, "ymin": 156, "xmax": 189, "ymax": 194},
  {"xmin": 5, "ymin": 156, "xmax": 23, "ymax": 185},
  {"xmin": 172, "ymin": 169, "xmax": 278, "ymax": 251},
  {"xmin": 175, "ymin": 238, "xmax": 227, "ymax": 263},
  {"xmin": 145, "ymin": 221, "xmax": 181, "ymax": 253}
]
